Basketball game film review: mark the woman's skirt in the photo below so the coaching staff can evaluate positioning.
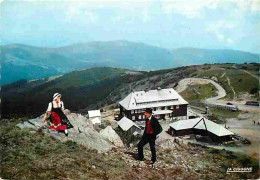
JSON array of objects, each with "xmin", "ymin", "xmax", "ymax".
[
  {"xmin": 52, "ymin": 108, "xmax": 74, "ymax": 129},
  {"xmin": 50, "ymin": 111, "xmax": 67, "ymax": 131}
]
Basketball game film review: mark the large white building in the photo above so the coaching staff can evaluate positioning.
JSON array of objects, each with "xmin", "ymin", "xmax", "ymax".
[{"xmin": 119, "ymin": 88, "xmax": 188, "ymax": 121}]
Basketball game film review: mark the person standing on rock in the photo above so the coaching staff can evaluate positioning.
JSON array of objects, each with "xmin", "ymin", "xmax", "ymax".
[
  {"xmin": 43, "ymin": 93, "xmax": 73, "ymax": 136},
  {"xmin": 137, "ymin": 108, "xmax": 162, "ymax": 164}
]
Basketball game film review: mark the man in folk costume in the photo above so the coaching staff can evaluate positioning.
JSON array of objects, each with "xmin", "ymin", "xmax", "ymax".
[
  {"xmin": 137, "ymin": 108, "xmax": 162, "ymax": 164},
  {"xmin": 43, "ymin": 93, "xmax": 73, "ymax": 136}
]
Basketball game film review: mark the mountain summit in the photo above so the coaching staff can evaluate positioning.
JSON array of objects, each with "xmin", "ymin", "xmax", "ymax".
[{"xmin": 1, "ymin": 41, "xmax": 259, "ymax": 85}]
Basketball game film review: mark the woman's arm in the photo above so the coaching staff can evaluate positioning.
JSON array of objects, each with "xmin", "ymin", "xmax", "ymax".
[{"xmin": 43, "ymin": 112, "xmax": 49, "ymax": 123}]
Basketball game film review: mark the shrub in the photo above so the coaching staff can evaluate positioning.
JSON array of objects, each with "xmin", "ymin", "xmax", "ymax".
[{"xmin": 250, "ymin": 87, "xmax": 259, "ymax": 94}]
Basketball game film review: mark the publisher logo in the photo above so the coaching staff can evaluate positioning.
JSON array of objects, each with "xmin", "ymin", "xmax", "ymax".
[{"xmin": 227, "ymin": 167, "xmax": 253, "ymax": 174}]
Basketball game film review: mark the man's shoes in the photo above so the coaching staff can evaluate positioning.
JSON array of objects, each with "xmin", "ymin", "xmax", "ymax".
[
  {"xmin": 150, "ymin": 160, "xmax": 156, "ymax": 164},
  {"xmin": 136, "ymin": 157, "xmax": 144, "ymax": 161},
  {"xmin": 64, "ymin": 129, "xmax": 68, "ymax": 136}
]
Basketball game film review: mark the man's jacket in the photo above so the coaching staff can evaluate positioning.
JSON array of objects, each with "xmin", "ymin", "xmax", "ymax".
[{"xmin": 144, "ymin": 116, "xmax": 163, "ymax": 136}]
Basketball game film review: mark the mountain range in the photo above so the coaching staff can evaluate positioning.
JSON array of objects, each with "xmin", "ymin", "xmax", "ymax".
[
  {"xmin": 1, "ymin": 40, "xmax": 259, "ymax": 85},
  {"xmin": 2, "ymin": 62, "xmax": 259, "ymax": 118}
]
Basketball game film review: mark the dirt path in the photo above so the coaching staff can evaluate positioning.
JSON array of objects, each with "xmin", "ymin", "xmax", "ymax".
[
  {"xmin": 242, "ymin": 70, "xmax": 260, "ymax": 81},
  {"xmin": 225, "ymin": 115, "xmax": 260, "ymax": 159},
  {"xmin": 225, "ymin": 75, "xmax": 236, "ymax": 100}
]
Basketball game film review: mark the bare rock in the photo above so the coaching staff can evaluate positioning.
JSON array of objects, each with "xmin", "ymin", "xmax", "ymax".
[
  {"xmin": 157, "ymin": 138, "xmax": 177, "ymax": 149},
  {"xmin": 28, "ymin": 118, "xmax": 45, "ymax": 128},
  {"xmin": 16, "ymin": 121, "xmax": 37, "ymax": 130},
  {"xmin": 16, "ymin": 112, "xmax": 113, "ymax": 152},
  {"xmin": 100, "ymin": 126, "xmax": 124, "ymax": 147}
]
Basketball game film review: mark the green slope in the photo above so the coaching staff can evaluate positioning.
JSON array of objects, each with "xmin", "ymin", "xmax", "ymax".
[
  {"xmin": 1, "ymin": 67, "xmax": 129, "ymax": 118},
  {"xmin": 2, "ymin": 64, "xmax": 259, "ymax": 118}
]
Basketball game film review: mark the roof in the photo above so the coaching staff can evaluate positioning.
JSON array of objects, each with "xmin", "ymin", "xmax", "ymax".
[
  {"xmin": 88, "ymin": 110, "xmax": 101, "ymax": 118},
  {"xmin": 153, "ymin": 110, "xmax": 173, "ymax": 115},
  {"xmin": 119, "ymin": 88, "xmax": 188, "ymax": 110},
  {"xmin": 169, "ymin": 118, "xmax": 234, "ymax": 137},
  {"xmin": 117, "ymin": 117, "xmax": 141, "ymax": 131},
  {"xmin": 91, "ymin": 117, "xmax": 101, "ymax": 124}
]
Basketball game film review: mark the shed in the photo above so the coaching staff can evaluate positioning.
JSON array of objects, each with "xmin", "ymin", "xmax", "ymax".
[
  {"xmin": 91, "ymin": 117, "xmax": 101, "ymax": 125},
  {"xmin": 169, "ymin": 117, "xmax": 234, "ymax": 142},
  {"xmin": 118, "ymin": 117, "xmax": 142, "ymax": 135},
  {"xmin": 88, "ymin": 110, "xmax": 101, "ymax": 121}
]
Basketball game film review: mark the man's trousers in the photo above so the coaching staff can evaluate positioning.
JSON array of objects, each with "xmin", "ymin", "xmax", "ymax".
[{"xmin": 138, "ymin": 133, "xmax": 156, "ymax": 162}]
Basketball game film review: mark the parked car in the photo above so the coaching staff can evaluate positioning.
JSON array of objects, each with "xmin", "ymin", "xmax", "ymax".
[{"xmin": 245, "ymin": 101, "xmax": 259, "ymax": 106}]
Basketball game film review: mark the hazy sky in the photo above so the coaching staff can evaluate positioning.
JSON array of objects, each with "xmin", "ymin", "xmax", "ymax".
[{"xmin": 1, "ymin": 0, "xmax": 260, "ymax": 53}]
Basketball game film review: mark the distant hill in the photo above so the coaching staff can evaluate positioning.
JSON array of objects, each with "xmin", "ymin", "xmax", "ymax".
[
  {"xmin": 2, "ymin": 63, "xmax": 259, "ymax": 118},
  {"xmin": 1, "ymin": 41, "xmax": 259, "ymax": 85},
  {"xmin": 172, "ymin": 48, "xmax": 259, "ymax": 65},
  {"xmin": 1, "ymin": 67, "xmax": 138, "ymax": 118}
]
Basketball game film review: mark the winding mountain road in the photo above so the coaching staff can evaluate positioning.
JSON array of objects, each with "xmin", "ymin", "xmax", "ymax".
[
  {"xmin": 175, "ymin": 78, "xmax": 259, "ymax": 113},
  {"xmin": 175, "ymin": 78, "xmax": 226, "ymax": 104}
]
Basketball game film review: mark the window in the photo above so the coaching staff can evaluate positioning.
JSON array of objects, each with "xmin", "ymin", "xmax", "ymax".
[
  {"xmin": 176, "ymin": 105, "xmax": 179, "ymax": 109},
  {"xmin": 132, "ymin": 116, "xmax": 135, "ymax": 120}
]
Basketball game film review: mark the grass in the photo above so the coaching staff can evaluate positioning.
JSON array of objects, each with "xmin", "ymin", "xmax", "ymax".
[
  {"xmin": 196, "ymin": 68, "xmax": 234, "ymax": 99},
  {"xmin": 204, "ymin": 147, "xmax": 259, "ymax": 179},
  {"xmin": 196, "ymin": 66, "xmax": 259, "ymax": 100},
  {"xmin": 180, "ymin": 83, "xmax": 218, "ymax": 102},
  {"xmin": 226, "ymin": 69, "xmax": 259, "ymax": 97},
  {"xmin": 236, "ymin": 63, "xmax": 260, "ymax": 77},
  {"xmin": 0, "ymin": 119, "xmax": 129, "ymax": 179},
  {"xmin": 1, "ymin": 118, "xmax": 259, "ymax": 179},
  {"xmin": 190, "ymin": 105, "xmax": 239, "ymax": 121},
  {"xmin": 209, "ymin": 107, "xmax": 240, "ymax": 119}
]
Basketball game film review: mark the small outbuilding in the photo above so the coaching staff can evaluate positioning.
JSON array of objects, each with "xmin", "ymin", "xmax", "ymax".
[
  {"xmin": 88, "ymin": 110, "xmax": 101, "ymax": 121},
  {"xmin": 117, "ymin": 117, "xmax": 142, "ymax": 135},
  {"xmin": 91, "ymin": 117, "xmax": 101, "ymax": 125},
  {"xmin": 169, "ymin": 117, "xmax": 234, "ymax": 143}
]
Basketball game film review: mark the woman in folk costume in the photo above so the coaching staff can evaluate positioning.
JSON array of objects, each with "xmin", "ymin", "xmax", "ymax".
[{"xmin": 43, "ymin": 93, "xmax": 73, "ymax": 136}]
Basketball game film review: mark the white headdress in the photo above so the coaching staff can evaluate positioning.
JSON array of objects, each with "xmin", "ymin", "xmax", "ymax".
[{"xmin": 53, "ymin": 93, "xmax": 61, "ymax": 101}]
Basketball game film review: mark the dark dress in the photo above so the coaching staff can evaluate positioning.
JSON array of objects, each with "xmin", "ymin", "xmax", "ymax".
[{"xmin": 51, "ymin": 102, "xmax": 74, "ymax": 129}]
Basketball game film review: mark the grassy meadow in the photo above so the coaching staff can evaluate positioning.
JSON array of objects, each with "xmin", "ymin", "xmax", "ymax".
[{"xmin": 180, "ymin": 83, "xmax": 218, "ymax": 102}]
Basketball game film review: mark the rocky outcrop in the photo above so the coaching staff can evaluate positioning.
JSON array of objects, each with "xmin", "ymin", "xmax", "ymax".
[
  {"xmin": 100, "ymin": 126, "xmax": 124, "ymax": 147},
  {"xmin": 156, "ymin": 137, "xmax": 183, "ymax": 149},
  {"xmin": 17, "ymin": 110, "xmax": 123, "ymax": 152}
]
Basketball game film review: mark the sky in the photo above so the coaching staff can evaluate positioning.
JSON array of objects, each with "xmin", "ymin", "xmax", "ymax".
[{"xmin": 1, "ymin": 0, "xmax": 260, "ymax": 53}]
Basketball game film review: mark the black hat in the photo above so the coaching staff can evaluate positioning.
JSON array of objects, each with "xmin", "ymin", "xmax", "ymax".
[{"xmin": 145, "ymin": 108, "xmax": 153, "ymax": 114}]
